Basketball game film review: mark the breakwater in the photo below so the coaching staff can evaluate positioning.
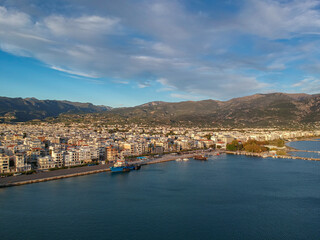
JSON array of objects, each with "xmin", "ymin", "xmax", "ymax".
[{"xmin": 224, "ymin": 151, "xmax": 320, "ymax": 161}]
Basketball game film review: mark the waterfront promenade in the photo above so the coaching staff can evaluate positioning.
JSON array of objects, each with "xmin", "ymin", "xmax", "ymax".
[
  {"xmin": 0, "ymin": 152, "xmax": 211, "ymax": 188},
  {"xmin": 0, "ymin": 164, "xmax": 112, "ymax": 188},
  {"xmin": 3, "ymin": 149, "xmax": 317, "ymax": 188}
]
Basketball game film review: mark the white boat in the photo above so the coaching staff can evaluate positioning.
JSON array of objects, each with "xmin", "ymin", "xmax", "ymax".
[
  {"xmin": 176, "ymin": 158, "xmax": 182, "ymax": 161},
  {"xmin": 183, "ymin": 158, "xmax": 189, "ymax": 161}
]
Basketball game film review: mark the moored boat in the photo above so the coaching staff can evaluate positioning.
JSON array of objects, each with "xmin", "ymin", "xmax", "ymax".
[
  {"xmin": 110, "ymin": 159, "xmax": 130, "ymax": 173},
  {"xmin": 110, "ymin": 166, "xmax": 130, "ymax": 172},
  {"xmin": 193, "ymin": 155, "xmax": 208, "ymax": 160}
]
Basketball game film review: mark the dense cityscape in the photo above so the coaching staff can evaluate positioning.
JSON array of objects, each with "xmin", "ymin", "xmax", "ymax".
[
  {"xmin": 1, "ymin": 1, "xmax": 320, "ymax": 239},
  {"xmin": 1, "ymin": 122, "xmax": 319, "ymax": 175}
]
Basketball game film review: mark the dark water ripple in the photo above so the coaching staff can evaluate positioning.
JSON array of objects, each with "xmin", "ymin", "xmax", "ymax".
[{"xmin": 0, "ymin": 154, "xmax": 319, "ymax": 240}]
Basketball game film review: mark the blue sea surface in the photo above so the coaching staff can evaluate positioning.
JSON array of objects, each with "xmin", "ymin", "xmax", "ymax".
[
  {"xmin": 287, "ymin": 140, "xmax": 320, "ymax": 151},
  {"xmin": 287, "ymin": 140, "xmax": 320, "ymax": 159},
  {"xmin": 1, "ymin": 154, "xmax": 320, "ymax": 240}
]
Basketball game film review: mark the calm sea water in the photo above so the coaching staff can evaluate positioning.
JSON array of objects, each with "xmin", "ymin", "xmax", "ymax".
[
  {"xmin": 287, "ymin": 139, "xmax": 320, "ymax": 159},
  {"xmin": 1, "ymin": 153, "xmax": 320, "ymax": 240},
  {"xmin": 287, "ymin": 139, "xmax": 320, "ymax": 151}
]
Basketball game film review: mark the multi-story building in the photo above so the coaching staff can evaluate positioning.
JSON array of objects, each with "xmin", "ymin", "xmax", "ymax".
[
  {"xmin": 0, "ymin": 153, "xmax": 10, "ymax": 173},
  {"xmin": 51, "ymin": 150, "xmax": 64, "ymax": 168},
  {"xmin": 64, "ymin": 150, "xmax": 81, "ymax": 167},
  {"xmin": 106, "ymin": 146, "xmax": 118, "ymax": 162},
  {"xmin": 38, "ymin": 156, "xmax": 56, "ymax": 169},
  {"xmin": 14, "ymin": 153, "xmax": 31, "ymax": 172}
]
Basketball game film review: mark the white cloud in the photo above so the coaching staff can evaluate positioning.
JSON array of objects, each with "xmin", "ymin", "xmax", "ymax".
[
  {"xmin": 292, "ymin": 77, "xmax": 320, "ymax": 93},
  {"xmin": 0, "ymin": 6, "xmax": 31, "ymax": 27},
  {"xmin": 170, "ymin": 93, "xmax": 202, "ymax": 101},
  {"xmin": 43, "ymin": 15, "xmax": 120, "ymax": 40},
  {"xmin": 1, "ymin": 1, "xmax": 320, "ymax": 99},
  {"xmin": 50, "ymin": 65, "xmax": 100, "ymax": 78},
  {"xmin": 237, "ymin": 0, "xmax": 320, "ymax": 39},
  {"xmin": 112, "ymin": 79, "xmax": 129, "ymax": 84},
  {"xmin": 138, "ymin": 82, "xmax": 151, "ymax": 88}
]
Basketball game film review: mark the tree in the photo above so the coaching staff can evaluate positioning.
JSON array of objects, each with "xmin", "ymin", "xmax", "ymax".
[
  {"xmin": 204, "ymin": 134, "xmax": 212, "ymax": 140},
  {"xmin": 227, "ymin": 140, "xmax": 243, "ymax": 151}
]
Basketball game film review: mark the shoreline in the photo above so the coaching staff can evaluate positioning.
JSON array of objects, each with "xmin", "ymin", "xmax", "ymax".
[
  {"xmin": 2, "ymin": 146, "xmax": 319, "ymax": 188},
  {"xmin": 224, "ymin": 150, "xmax": 320, "ymax": 161},
  {"xmin": 0, "ymin": 151, "xmax": 212, "ymax": 188}
]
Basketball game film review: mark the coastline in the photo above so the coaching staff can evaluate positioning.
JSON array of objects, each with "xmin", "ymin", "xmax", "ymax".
[
  {"xmin": 225, "ymin": 150, "xmax": 320, "ymax": 161},
  {"xmin": 2, "ymin": 145, "xmax": 320, "ymax": 188},
  {"xmin": 0, "ymin": 152, "xmax": 212, "ymax": 188}
]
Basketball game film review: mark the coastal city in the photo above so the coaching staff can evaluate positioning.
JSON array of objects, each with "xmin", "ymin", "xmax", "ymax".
[
  {"xmin": 1, "ymin": 122, "xmax": 319, "ymax": 175},
  {"xmin": 2, "ymin": 0, "xmax": 320, "ymax": 239}
]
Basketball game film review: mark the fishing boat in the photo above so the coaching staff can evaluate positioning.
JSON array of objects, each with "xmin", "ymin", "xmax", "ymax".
[
  {"xmin": 183, "ymin": 158, "xmax": 189, "ymax": 161},
  {"xmin": 193, "ymin": 155, "xmax": 208, "ymax": 160},
  {"xmin": 110, "ymin": 159, "xmax": 130, "ymax": 172}
]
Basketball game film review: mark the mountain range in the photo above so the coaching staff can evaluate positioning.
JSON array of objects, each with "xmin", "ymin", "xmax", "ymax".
[
  {"xmin": 1, "ymin": 93, "xmax": 320, "ymax": 128},
  {"xmin": 0, "ymin": 97, "xmax": 111, "ymax": 122}
]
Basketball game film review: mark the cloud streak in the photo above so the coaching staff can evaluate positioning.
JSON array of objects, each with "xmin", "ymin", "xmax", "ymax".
[{"xmin": 1, "ymin": 0, "xmax": 320, "ymax": 100}]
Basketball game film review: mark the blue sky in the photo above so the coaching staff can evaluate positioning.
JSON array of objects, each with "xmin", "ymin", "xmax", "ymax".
[{"xmin": 1, "ymin": 0, "xmax": 320, "ymax": 107}]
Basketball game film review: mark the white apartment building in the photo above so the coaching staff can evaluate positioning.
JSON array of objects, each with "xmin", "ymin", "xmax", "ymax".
[
  {"xmin": 51, "ymin": 150, "xmax": 64, "ymax": 168},
  {"xmin": 0, "ymin": 153, "xmax": 10, "ymax": 173},
  {"xmin": 64, "ymin": 150, "xmax": 81, "ymax": 167},
  {"xmin": 38, "ymin": 156, "xmax": 56, "ymax": 169},
  {"xmin": 14, "ymin": 153, "xmax": 31, "ymax": 172}
]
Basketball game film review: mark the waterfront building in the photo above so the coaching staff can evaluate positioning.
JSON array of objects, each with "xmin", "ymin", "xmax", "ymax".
[
  {"xmin": 64, "ymin": 151, "xmax": 81, "ymax": 167},
  {"xmin": 0, "ymin": 153, "xmax": 10, "ymax": 173},
  {"xmin": 37, "ymin": 156, "xmax": 56, "ymax": 169},
  {"xmin": 106, "ymin": 146, "xmax": 118, "ymax": 162},
  {"xmin": 51, "ymin": 150, "xmax": 64, "ymax": 168},
  {"xmin": 14, "ymin": 153, "xmax": 31, "ymax": 172}
]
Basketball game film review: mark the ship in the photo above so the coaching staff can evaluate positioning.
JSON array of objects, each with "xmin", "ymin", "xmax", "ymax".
[
  {"xmin": 110, "ymin": 159, "xmax": 141, "ymax": 172},
  {"xmin": 193, "ymin": 155, "xmax": 208, "ymax": 160},
  {"xmin": 110, "ymin": 160, "xmax": 130, "ymax": 172}
]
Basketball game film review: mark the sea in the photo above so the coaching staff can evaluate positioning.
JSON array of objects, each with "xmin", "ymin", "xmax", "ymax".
[
  {"xmin": 1, "ymin": 141, "xmax": 320, "ymax": 240},
  {"xmin": 287, "ymin": 139, "xmax": 320, "ymax": 159}
]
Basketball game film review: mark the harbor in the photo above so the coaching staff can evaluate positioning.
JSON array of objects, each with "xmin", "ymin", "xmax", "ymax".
[
  {"xmin": 2, "ymin": 146, "xmax": 320, "ymax": 188},
  {"xmin": 0, "ymin": 151, "xmax": 215, "ymax": 188}
]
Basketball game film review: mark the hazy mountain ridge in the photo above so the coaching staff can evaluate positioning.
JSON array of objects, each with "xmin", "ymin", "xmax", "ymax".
[
  {"xmin": 1, "ymin": 93, "xmax": 320, "ymax": 127},
  {"xmin": 96, "ymin": 93, "xmax": 320, "ymax": 127},
  {"xmin": 0, "ymin": 97, "xmax": 111, "ymax": 122}
]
